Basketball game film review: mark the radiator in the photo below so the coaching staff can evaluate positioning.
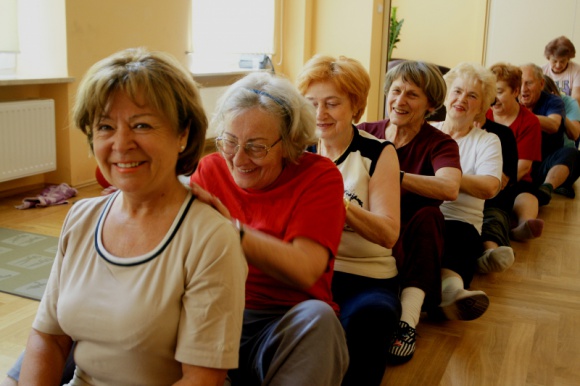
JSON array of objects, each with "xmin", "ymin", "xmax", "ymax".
[{"xmin": 0, "ymin": 99, "xmax": 56, "ymax": 182}]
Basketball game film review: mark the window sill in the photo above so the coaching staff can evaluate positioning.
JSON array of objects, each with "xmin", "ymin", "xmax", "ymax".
[
  {"xmin": 192, "ymin": 68, "xmax": 271, "ymax": 88},
  {"xmin": 0, "ymin": 76, "xmax": 75, "ymax": 87}
]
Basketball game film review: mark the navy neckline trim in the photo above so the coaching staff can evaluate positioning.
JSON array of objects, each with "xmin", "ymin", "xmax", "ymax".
[{"xmin": 93, "ymin": 192, "xmax": 196, "ymax": 267}]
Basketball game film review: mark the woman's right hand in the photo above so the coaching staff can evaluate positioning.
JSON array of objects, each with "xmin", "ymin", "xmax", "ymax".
[{"xmin": 190, "ymin": 182, "xmax": 232, "ymax": 220}]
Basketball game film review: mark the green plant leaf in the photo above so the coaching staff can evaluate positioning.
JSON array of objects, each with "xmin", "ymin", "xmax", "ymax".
[{"xmin": 387, "ymin": 7, "xmax": 404, "ymax": 61}]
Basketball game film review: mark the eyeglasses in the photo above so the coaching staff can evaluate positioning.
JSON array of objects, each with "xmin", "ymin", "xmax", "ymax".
[{"xmin": 216, "ymin": 136, "xmax": 282, "ymax": 159}]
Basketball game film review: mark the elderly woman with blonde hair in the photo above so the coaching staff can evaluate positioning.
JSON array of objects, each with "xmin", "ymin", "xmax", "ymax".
[{"xmin": 431, "ymin": 62, "xmax": 503, "ymax": 321}]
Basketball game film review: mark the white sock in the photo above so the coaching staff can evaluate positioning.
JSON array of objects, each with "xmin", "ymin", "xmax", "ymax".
[
  {"xmin": 441, "ymin": 275, "xmax": 464, "ymax": 304},
  {"xmin": 400, "ymin": 287, "xmax": 425, "ymax": 328}
]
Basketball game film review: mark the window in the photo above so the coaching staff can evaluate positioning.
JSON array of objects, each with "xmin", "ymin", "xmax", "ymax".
[
  {"xmin": 189, "ymin": 0, "xmax": 276, "ymax": 74},
  {"xmin": 0, "ymin": 0, "xmax": 67, "ymax": 79},
  {"xmin": 0, "ymin": 0, "xmax": 19, "ymax": 76}
]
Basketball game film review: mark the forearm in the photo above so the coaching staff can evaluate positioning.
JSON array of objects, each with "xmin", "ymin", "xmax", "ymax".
[
  {"xmin": 20, "ymin": 329, "xmax": 72, "ymax": 386},
  {"xmin": 572, "ymin": 87, "xmax": 580, "ymax": 111},
  {"xmin": 241, "ymin": 228, "xmax": 328, "ymax": 290},
  {"xmin": 402, "ymin": 172, "xmax": 460, "ymax": 201},
  {"xmin": 174, "ymin": 365, "xmax": 227, "ymax": 386},
  {"xmin": 345, "ymin": 204, "xmax": 399, "ymax": 249},
  {"xmin": 500, "ymin": 173, "xmax": 510, "ymax": 190},
  {"xmin": 517, "ymin": 159, "xmax": 533, "ymax": 181},
  {"xmin": 536, "ymin": 114, "xmax": 560, "ymax": 134},
  {"xmin": 564, "ymin": 117, "xmax": 580, "ymax": 141},
  {"xmin": 460, "ymin": 174, "xmax": 500, "ymax": 199}
]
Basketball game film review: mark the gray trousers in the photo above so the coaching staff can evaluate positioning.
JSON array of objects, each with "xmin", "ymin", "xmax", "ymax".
[{"xmin": 230, "ymin": 299, "xmax": 349, "ymax": 386}]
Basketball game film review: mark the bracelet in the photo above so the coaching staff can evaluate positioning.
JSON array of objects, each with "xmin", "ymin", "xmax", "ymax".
[
  {"xmin": 343, "ymin": 197, "xmax": 350, "ymax": 211},
  {"xmin": 234, "ymin": 218, "xmax": 245, "ymax": 241},
  {"xmin": 400, "ymin": 170, "xmax": 405, "ymax": 183}
]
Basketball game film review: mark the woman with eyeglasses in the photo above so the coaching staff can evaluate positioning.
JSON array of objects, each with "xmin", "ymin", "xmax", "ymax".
[
  {"xmin": 296, "ymin": 54, "xmax": 401, "ymax": 386},
  {"xmin": 189, "ymin": 71, "xmax": 349, "ymax": 386}
]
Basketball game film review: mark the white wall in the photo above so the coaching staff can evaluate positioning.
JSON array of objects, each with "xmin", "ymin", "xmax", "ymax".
[
  {"xmin": 390, "ymin": 0, "xmax": 488, "ymax": 68},
  {"xmin": 485, "ymin": 0, "xmax": 580, "ymax": 67},
  {"xmin": 390, "ymin": 0, "xmax": 580, "ymax": 70},
  {"xmin": 199, "ymin": 86, "xmax": 228, "ymax": 137}
]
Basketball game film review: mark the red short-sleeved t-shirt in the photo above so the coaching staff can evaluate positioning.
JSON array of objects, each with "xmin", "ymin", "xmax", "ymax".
[
  {"xmin": 486, "ymin": 107, "xmax": 542, "ymax": 182},
  {"xmin": 191, "ymin": 152, "xmax": 345, "ymax": 313}
]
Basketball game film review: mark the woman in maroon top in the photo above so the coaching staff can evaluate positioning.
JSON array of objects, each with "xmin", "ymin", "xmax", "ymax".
[{"xmin": 359, "ymin": 60, "xmax": 462, "ymax": 364}]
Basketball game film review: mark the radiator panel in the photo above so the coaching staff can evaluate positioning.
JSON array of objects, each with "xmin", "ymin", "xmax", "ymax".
[{"xmin": 0, "ymin": 99, "xmax": 56, "ymax": 182}]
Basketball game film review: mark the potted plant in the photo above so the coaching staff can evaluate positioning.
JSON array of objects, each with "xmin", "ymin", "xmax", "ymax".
[{"xmin": 387, "ymin": 6, "xmax": 404, "ymax": 62}]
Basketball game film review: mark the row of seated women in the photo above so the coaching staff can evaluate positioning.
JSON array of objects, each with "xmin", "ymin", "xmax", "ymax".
[{"xmin": 2, "ymin": 47, "xmax": 544, "ymax": 386}]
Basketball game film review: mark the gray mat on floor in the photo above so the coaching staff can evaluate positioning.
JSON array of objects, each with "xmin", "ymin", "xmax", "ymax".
[{"xmin": 0, "ymin": 228, "xmax": 57, "ymax": 301}]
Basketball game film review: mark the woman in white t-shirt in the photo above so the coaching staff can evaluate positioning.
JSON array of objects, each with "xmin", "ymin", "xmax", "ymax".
[{"xmin": 431, "ymin": 63, "xmax": 503, "ymax": 322}]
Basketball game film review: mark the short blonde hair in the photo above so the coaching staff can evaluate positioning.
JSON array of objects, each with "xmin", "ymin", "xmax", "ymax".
[
  {"xmin": 73, "ymin": 47, "xmax": 207, "ymax": 176},
  {"xmin": 296, "ymin": 54, "xmax": 371, "ymax": 123},
  {"xmin": 444, "ymin": 62, "xmax": 497, "ymax": 121},
  {"xmin": 212, "ymin": 72, "xmax": 316, "ymax": 164}
]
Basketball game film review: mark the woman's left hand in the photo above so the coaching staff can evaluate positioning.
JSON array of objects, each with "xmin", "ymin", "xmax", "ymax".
[{"xmin": 190, "ymin": 182, "xmax": 232, "ymax": 220}]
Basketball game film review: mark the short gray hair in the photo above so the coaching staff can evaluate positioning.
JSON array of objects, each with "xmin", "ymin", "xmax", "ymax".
[
  {"xmin": 520, "ymin": 63, "xmax": 545, "ymax": 82},
  {"xmin": 384, "ymin": 61, "xmax": 447, "ymax": 119},
  {"xmin": 212, "ymin": 72, "xmax": 316, "ymax": 164}
]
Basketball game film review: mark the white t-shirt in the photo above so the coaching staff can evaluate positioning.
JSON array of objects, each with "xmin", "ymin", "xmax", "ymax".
[
  {"xmin": 543, "ymin": 61, "xmax": 580, "ymax": 96},
  {"xmin": 432, "ymin": 123, "xmax": 503, "ymax": 234},
  {"xmin": 34, "ymin": 191, "xmax": 247, "ymax": 386}
]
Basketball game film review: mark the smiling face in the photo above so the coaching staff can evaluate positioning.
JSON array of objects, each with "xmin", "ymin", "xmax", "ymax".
[
  {"xmin": 304, "ymin": 81, "xmax": 355, "ymax": 141},
  {"xmin": 92, "ymin": 90, "xmax": 187, "ymax": 196},
  {"xmin": 492, "ymin": 80, "xmax": 519, "ymax": 115},
  {"xmin": 549, "ymin": 55, "xmax": 570, "ymax": 74},
  {"xmin": 220, "ymin": 106, "xmax": 285, "ymax": 190},
  {"xmin": 444, "ymin": 75, "xmax": 484, "ymax": 123},
  {"xmin": 519, "ymin": 66, "xmax": 544, "ymax": 109},
  {"xmin": 386, "ymin": 76, "xmax": 433, "ymax": 131}
]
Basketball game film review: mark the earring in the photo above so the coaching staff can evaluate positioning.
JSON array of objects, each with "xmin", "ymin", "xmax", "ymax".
[{"xmin": 180, "ymin": 145, "xmax": 185, "ymax": 152}]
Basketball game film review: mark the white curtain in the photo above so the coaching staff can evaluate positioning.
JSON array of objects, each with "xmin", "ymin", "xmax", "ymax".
[
  {"xmin": 192, "ymin": 0, "xmax": 275, "ymax": 54},
  {"xmin": 0, "ymin": 0, "xmax": 20, "ymax": 52}
]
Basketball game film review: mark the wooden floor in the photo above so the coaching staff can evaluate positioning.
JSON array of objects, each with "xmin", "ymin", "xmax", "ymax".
[
  {"xmin": 382, "ymin": 180, "xmax": 580, "ymax": 386},
  {"xmin": 0, "ymin": 182, "xmax": 579, "ymax": 385}
]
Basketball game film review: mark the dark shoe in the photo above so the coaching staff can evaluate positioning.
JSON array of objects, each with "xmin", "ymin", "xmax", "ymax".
[
  {"xmin": 388, "ymin": 321, "xmax": 417, "ymax": 364},
  {"xmin": 554, "ymin": 185, "xmax": 576, "ymax": 199},
  {"xmin": 439, "ymin": 289, "xmax": 489, "ymax": 321},
  {"xmin": 536, "ymin": 183, "xmax": 553, "ymax": 206}
]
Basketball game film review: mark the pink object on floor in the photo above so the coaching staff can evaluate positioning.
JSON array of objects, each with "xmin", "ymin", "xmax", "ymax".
[{"xmin": 15, "ymin": 183, "xmax": 78, "ymax": 210}]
